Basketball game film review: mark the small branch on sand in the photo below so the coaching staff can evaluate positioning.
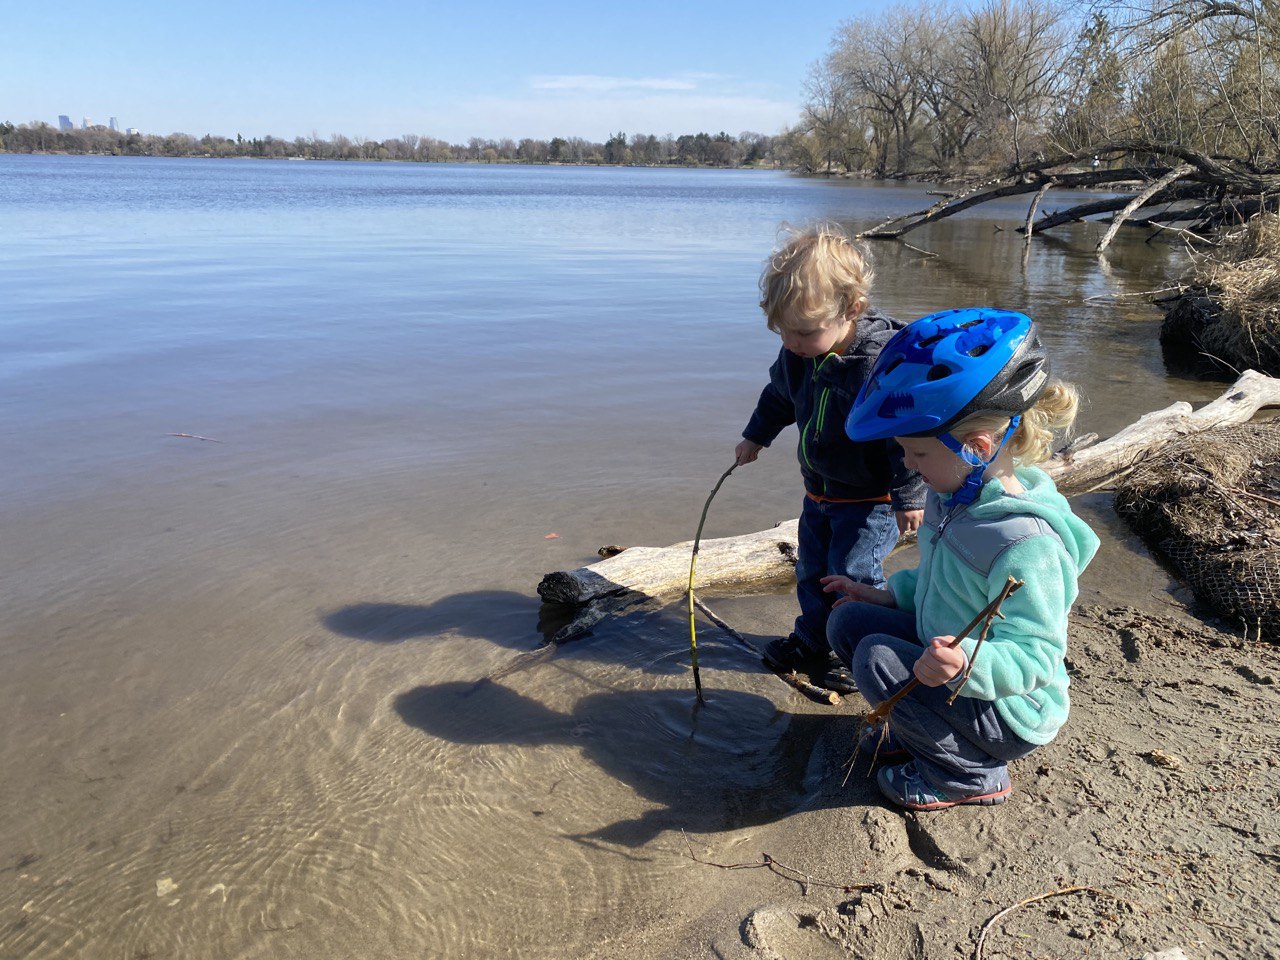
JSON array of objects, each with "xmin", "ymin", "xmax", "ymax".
[
  {"xmin": 166, "ymin": 433, "xmax": 222, "ymax": 442},
  {"xmin": 680, "ymin": 830, "xmax": 881, "ymax": 897},
  {"xmin": 693, "ymin": 597, "xmax": 840, "ymax": 705},
  {"xmin": 974, "ymin": 886, "xmax": 1127, "ymax": 960}
]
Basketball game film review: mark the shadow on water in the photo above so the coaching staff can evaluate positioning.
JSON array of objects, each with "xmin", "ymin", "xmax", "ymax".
[
  {"xmin": 393, "ymin": 678, "xmax": 872, "ymax": 847},
  {"xmin": 324, "ymin": 589, "xmax": 782, "ymax": 680},
  {"xmin": 324, "ymin": 590, "xmax": 559, "ymax": 646}
]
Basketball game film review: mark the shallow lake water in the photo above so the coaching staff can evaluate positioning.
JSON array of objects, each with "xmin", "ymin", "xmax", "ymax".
[{"xmin": 0, "ymin": 156, "xmax": 1220, "ymax": 958}]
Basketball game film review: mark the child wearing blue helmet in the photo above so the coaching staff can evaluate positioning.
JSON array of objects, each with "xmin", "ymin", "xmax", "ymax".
[
  {"xmin": 736, "ymin": 224, "xmax": 926, "ymax": 693},
  {"xmin": 822, "ymin": 308, "xmax": 1100, "ymax": 811}
]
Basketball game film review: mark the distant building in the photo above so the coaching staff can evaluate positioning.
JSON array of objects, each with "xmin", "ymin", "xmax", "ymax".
[
  {"xmin": 109, "ymin": 117, "xmax": 118, "ymax": 131},
  {"xmin": 82, "ymin": 117, "xmax": 92, "ymax": 130},
  {"xmin": 126, "ymin": 127, "xmax": 140, "ymax": 136},
  {"xmin": 58, "ymin": 115, "xmax": 73, "ymax": 131}
]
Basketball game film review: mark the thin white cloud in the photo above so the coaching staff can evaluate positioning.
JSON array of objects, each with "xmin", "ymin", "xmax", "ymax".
[{"xmin": 530, "ymin": 75, "xmax": 698, "ymax": 92}]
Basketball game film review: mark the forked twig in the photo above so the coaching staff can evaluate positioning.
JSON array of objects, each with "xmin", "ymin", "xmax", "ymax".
[
  {"xmin": 947, "ymin": 578, "xmax": 1024, "ymax": 702},
  {"xmin": 680, "ymin": 830, "xmax": 881, "ymax": 896},
  {"xmin": 864, "ymin": 577, "xmax": 1023, "ymax": 726}
]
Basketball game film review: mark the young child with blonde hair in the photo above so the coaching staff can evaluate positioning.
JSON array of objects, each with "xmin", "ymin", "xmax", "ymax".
[
  {"xmin": 735, "ymin": 223, "xmax": 925, "ymax": 693},
  {"xmin": 823, "ymin": 307, "xmax": 1099, "ymax": 811}
]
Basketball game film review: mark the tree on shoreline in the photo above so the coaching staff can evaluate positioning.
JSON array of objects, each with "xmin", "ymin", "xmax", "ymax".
[
  {"xmin": 792, "ymin": 0, "xmax": 1280, "ymax": 184},
  {"xmin": 0, "ymin": 121, "xmax": 786, "ymax": 169}
]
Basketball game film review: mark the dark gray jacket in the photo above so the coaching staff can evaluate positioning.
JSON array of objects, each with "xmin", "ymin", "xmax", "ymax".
[{"xmin": 742, "ymin": 309, "xmax": 926, "ymax": 509}]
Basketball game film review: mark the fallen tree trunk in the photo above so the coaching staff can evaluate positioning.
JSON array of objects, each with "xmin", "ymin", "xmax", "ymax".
[
  {"xmin": 537, "ymin": 371, "xmax": 1280, "ymax": 616},
  {"xmin": 1044, "ymin": 369, "xmax": 1280, "ymax": 493},
  {"xmin": 859, "ymin": 140, "xmax": 1280, "ymax": 243}
]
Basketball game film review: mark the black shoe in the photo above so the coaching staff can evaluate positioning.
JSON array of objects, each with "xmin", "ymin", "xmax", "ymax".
[
  {"xmin": 761, "ymin": 633, "xmax": 826, "ymax": 674},
  {"xmin": 813, "ymin": 651, "xmax": 858, "ymax": 695}
]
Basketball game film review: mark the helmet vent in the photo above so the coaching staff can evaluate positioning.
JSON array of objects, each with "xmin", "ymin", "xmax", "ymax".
[
  {"xmin": 881, "ymin": 392, "xmax": 915, "ymax": 416},
  {"xmin": 967, "ymin": 343, "xmax": 990, "ymax": 358},
  {"xmin": 926, "ymin": 364, "xmax": 952, "ymax": 381}
]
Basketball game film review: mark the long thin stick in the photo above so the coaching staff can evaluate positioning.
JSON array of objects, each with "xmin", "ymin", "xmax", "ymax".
[{"xmin": 687, "ymin": 462, "xmax": 738, "ymax": 702}]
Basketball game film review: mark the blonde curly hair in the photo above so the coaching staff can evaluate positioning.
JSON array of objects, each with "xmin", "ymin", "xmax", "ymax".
[
  {"xmin": 759, "ymin": 222, "xmax": 874, "ymax": 332},
  {"xmin": 952, "ymin": 380, "xmax": 1080, "ymax": 466}
]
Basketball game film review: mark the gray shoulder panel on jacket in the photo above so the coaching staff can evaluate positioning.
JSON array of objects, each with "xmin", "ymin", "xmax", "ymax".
[{"xmin": 923, "ymin": 498, "xmax": 1064, "ymax": 576}]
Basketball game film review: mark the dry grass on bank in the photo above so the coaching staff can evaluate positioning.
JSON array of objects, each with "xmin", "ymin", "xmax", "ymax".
[{"xmin": 1190, "ymin": 213, "xmax": 1280, "ymax": 372}]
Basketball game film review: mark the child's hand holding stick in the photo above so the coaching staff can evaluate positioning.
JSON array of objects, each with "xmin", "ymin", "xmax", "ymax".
[{"xmin": 863, "ymin": 576, "xmax": 1023, "ymax": 725}]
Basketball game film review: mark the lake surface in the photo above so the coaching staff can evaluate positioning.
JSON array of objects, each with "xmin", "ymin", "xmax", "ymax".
[{"xmin": 0, "ymin": 156, "xmax": 1217, "ymax": 958}]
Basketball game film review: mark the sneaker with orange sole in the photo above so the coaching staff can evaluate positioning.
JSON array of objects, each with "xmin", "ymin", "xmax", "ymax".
[{"xmin": 876, "ymin": 760, "xmax": 1011, "ymax": 811}]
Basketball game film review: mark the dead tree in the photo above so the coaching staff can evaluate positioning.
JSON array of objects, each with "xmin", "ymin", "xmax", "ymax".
[{"xmin": 860, "ymin": 140, "xmax": 1280, "ymax": 250}]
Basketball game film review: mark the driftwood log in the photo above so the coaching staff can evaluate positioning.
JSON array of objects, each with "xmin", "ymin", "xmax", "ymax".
[{"xmin": 537, "ymin": 371, "xmax": 1280, "ymax": 637}]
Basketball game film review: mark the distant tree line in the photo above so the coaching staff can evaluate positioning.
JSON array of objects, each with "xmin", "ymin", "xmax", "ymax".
[
  {"xmin": 0, "ymin": 122, "xmax": 787, "ymax": 167},
  {"xmin": 789, "ymin": 0, "xmax": 1280, "ymax": 177},
  {"xmin": 13, "ymin": 1, "xmax": 1274, "ymax": 181}
]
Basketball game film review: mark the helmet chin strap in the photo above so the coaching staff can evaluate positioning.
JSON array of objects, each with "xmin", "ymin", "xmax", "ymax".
[{"xmin": 937, "ymin": 415, "xmax": 1021, "ymax": 506}]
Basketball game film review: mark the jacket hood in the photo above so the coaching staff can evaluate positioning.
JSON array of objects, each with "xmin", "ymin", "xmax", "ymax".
[
  {"xmin": 846, "ymin": 308, "xmax": 902, "ymax": 359},
  {"xmin": 816, "ymin": 308, "xmax": 904, "ymax": 383},
  {"xmin": 955, "ymin": 465, "xmax": 1099, "ymax": 574}
]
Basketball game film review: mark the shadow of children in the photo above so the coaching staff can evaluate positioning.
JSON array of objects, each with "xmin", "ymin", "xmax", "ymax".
[{"xmin": 394, "ymin": 677, "xmax": 869, "ymax": 848}]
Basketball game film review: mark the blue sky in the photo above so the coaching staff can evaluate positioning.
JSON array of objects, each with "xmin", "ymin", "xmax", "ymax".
[{"xmin": 4, "ymin": 0, "xmax": 889, "ymax": 142}]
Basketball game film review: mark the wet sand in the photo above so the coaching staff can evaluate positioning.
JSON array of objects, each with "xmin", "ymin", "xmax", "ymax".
[{"xmin": 577, "ymin": 496, "xmax": 1280, "ymax": 960}]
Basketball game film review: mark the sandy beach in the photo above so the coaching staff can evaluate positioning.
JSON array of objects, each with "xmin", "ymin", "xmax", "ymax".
[{"xmin": 575, "ymin": 496, "xmax": 1280, "ymax": 960}]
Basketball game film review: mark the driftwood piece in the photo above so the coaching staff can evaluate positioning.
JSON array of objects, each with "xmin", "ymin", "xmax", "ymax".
[
  {"xmin": 538, "ymin": 373, "xmax": 1280, "ymax": 617},
  {"xmin": 538, "ymin": 520, "xmax": 799, "ymax": 605},
  {"xmin": 1045, "ymin": 370, "xmax": 1280, "ymax": 494}
]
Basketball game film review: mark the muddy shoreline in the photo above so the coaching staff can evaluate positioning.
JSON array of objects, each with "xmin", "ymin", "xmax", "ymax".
[{"xmin": 581, "ymin": 496, "xmax": 1280, "ymax": 960}]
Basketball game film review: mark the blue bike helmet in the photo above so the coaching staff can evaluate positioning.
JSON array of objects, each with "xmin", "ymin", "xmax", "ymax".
[{"xmin": 845, "ymin": 308, "xmax": 1051, "ymax": 503}]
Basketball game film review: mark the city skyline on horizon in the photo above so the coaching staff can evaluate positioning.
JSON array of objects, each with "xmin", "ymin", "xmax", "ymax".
[{"xmin": 5, "ymin": 0, "xmax": 895, "ymax": 142}]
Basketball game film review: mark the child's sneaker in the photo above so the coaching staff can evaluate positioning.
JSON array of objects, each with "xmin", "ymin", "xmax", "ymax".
[
  {"xmin": 857, "ymin": 724, "xmax": 910, "ymax": 763},
  {"xmin": 761, "ymin": 633, "xmax": 824, "ymax": 673},
  {"xmin": 762, "ymin": 635, "xmax": 856, "ymax": 694},
  {"xmin": 813, "ymin": 651, "xmax": 857, "ymax": 694},
  {"xmin": 876, "ymin": 761, "xmax": 1010, "ymax": 811}
]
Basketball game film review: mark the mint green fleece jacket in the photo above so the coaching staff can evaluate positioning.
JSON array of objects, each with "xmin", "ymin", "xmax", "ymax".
[{"xmin": 887, "ymin": 466, "xmax": 1099, "ymax": 745}]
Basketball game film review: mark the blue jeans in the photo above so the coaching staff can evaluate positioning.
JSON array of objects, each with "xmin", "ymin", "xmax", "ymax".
[
  {"xmin": 828, "ymin": 602, "xmax": 1037, "ymax": 796},
  {"xmin": 792, "ymin": 497, "xmax": 897, "ymax": 652}
]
